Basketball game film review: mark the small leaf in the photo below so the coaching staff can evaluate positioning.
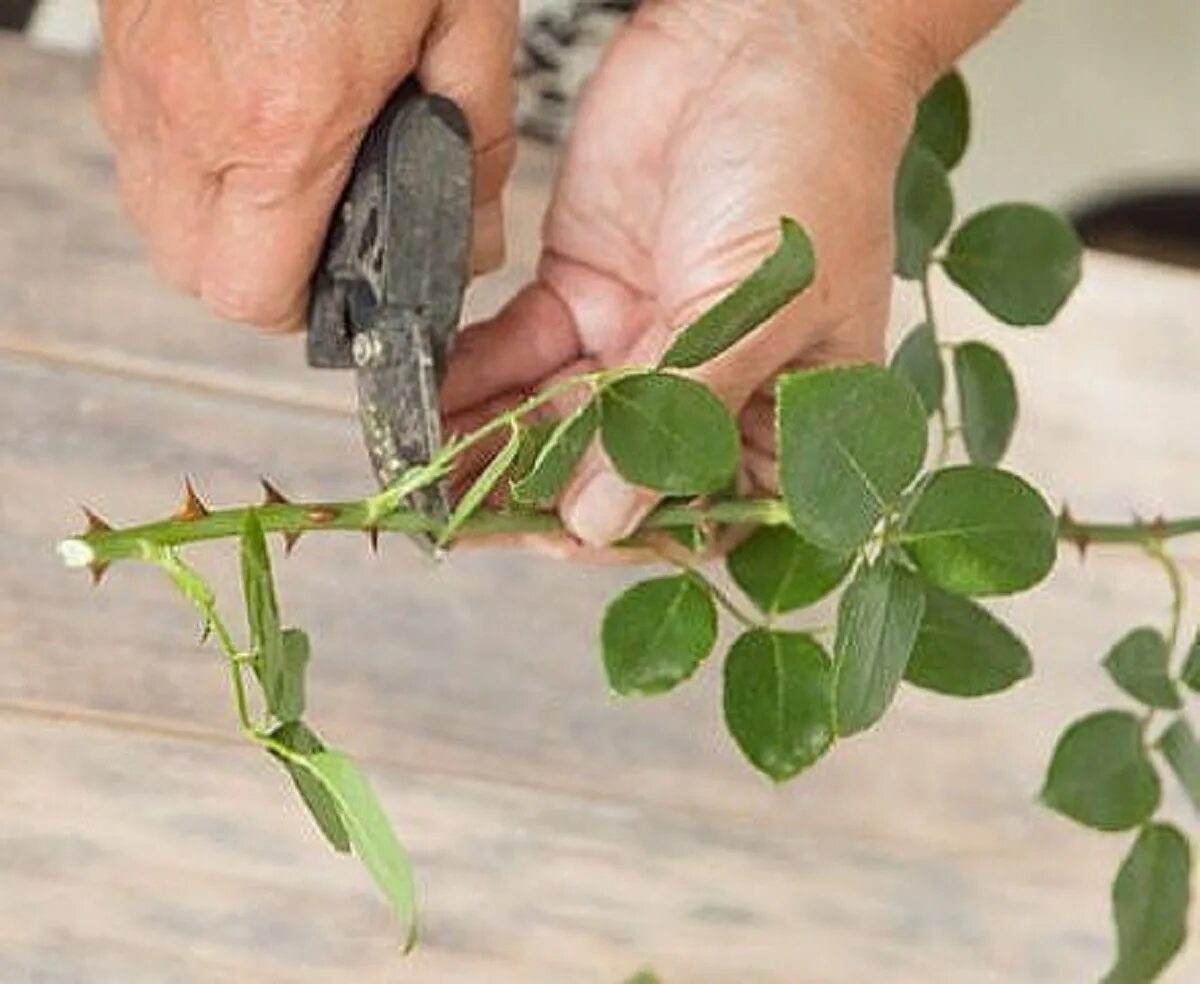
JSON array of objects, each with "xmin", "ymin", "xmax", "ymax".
[
  {"xmin": 901, "ymin": 465, "xmax": 1057, "ymax": 596},
  {"xmin": 240, "ymin": 510, "xmax": 288, "ymax": 716},
  {"xmin": 271, "ymin": 628, "xmax": 310, "ymax": 723},
  {"xmin": 890, "ymin": 323, "xmax": 945, "ymax": 417},
  {"xmin": 1103, "ymin": 628, "xmax": 1181, "ymax": 710},
  {"xmin": 954, "ymin": 342, "xmax": 1018, "ymax": 466},
  {"xmin": 723, "ymin": 630, "xmax": 835, "ymax": 781},
  {"xmin": 1041, "ymin": 710, "xmax": 1160, "ymax": 832},
  {"xmin": 600, "ymin": 373, "xmax": 739, "ymax": 495},
  {"xmin": 1104, "ymin": 823, "xmax": 1191, "ymax": 984},
  {"xmin": 905, "ymin": 584, "xmax": 1032, "ymax": 697},
  {"xmin": 894, "ymin": 141, "xmax": 954, "ymax": 280},
  {"xmin": 601, "ymin": 575, "xmax": 717, "ymax": 696},
  {"xmin": 440, "ymin": 423, "xmax": 523, "ymax": 545},
  {"xmin": 726, "ymin": 526, "xmax": 852, "ymax": 616},
  {"xmin": 1180, "ymin": 629, "xmax": 1200, "ymax": 693},
  {"xmin": 913, "ymin": 70, "xmax": 971, "ymax": 170},
  {"xmin": 660, "ymin": 218, "xmax": 816, "ymax": 369},
  {"xmin": 834, "ymin": 562, "xmax": 926, "ymax": 737},
  {"xmin": 1157, "ymin": 717, "xmax": 1200, "ymax": 815},
  {"xmin": 777, "ymin": 366, "xmax": 927, "ymax": 555},
  {"xmin": 508, "ymin": 418, "xmax": 557, "ymax": 489},
  {"xmin": 303, "ymin": 750, "xmax": 419, "ymax": 951},
  {"xmin": 511, "ymin": 401, "xmax": 600, "ymax": 506},
  {"xmin": 269, "ymin": 721, "xmax": 350, "ymax": 854},
  {"xmin": 942, "ymin": 203, "xmax": 1083, "ymax": 326}
]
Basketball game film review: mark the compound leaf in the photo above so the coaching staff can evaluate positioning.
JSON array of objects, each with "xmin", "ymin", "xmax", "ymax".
[{"xmin": 726, "ymin": 526, "xmax": 852, "ymax": 616}]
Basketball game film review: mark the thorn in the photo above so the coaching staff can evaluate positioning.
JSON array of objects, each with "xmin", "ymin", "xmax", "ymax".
[
  {"xmin": 260, "ymin": 477, "xmax": 291, "ymax": 507},
  {"xmin": 198, "ymin": 619, "xmax": 213, "ymax": 645},
  {"xmin": 88, "ymin": 561, "xmax": 110, "ymax": 587},
  {"xmin": 174, "ymin": 477, "xmax": 210, "ymax": 523},
  {"xmin": 284, "ymin": 531, "xmax": 302, "ymax": 556},
  {"xmin": 1072, "ymin": 536, "xmax": 1090, "ymax": 561},
  {"xmin": 366, "ymin": 526, "xmax": 380, "ymax": 555},
  {"xmin": 1149, "ymin": 514, "xmax": 1169, "ymax": 540},
  {"xmin": 306, "ymin": 506, "xmax": 338, "ymax": 525},
  {"xmin": 80, "ymin": 506, "xmax": 112, "ymax": 537}
]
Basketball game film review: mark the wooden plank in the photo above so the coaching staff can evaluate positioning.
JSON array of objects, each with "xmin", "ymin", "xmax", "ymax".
[
  {"xmin": 7, "ymin": 709, "xmax": 1188, "ymax": 983},
  {"xmin": 0, "ymin": 36, "xmax": 554, "ymax": 407}
]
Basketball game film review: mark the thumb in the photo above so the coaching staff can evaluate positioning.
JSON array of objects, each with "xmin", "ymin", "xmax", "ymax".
[{"xmin": 560, "ymin": 448, "xmax": 662, "ymax": 548}]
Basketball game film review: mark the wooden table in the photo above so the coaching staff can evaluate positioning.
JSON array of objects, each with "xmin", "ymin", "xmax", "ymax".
[{"xmin": 2, "ymin": 38, "xmax": 1199, "ymax": 983}]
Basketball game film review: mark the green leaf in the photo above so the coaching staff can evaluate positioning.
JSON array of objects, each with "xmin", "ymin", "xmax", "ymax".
[
  {"xmin": 954, "ymin": 341, "xmax": 1018, "ymax": 466},
  {"xmin": 508, "ymin": 418, "xmax": 557, "ymax": 489},
  {"xmin": 723, "ymin": 630, "xmax": 835, "ymax": 781},
  {"xmin": 270, "ymin": 628, "xmax": 310, "ymax": 723},
  {"xmin": 511, "ymin": 401, "xmax": 600, "ymax": 507},
  {"xmin": 440, "ymin": 423, "xmax": 523, "ymax": 544},
  {"xmin": 1180, "ymin": 629, "xmax": 1200, "ymax": 693},
  {"xmin": 1104, "ymin": 823, "xmax": 1191, "ymax": 984},
  {"xmin": 1040, "ymin": 710, "xmax": 1160, "ymax": 832},
  {"xmin": 240, "ymin": 510, "xmax": 288, "ymax": 716},
  {"xmin": 894, "ymin": 142, "xmax": 954, "ymax": 279},
  {"xmin": 303, "ymin": 750, "xmax": 418, "ymax": 951},
  {"xmin": 834, "ymin": 562, "xmax": 926, "ymax": 737},
  {"xmin": 726, "ymin": 526, "xmax": 852, "ymax": 616},
  {"xmin": 901, "ymin": 465, "xmax": 1057, "ymax": 596},
  {"xmin": 913, "ymin": 70, "xmax": 971, "ymax": 170},
  {"xmin": 601, "ymin": 575, "xmax": 717, "ymax": 696},
  {"xmin": 660, "ymin": 218, "xmax": 815, "ymax": 369},
  {"xmin": 1103, "ymin": 628, "xmax": 1181, "ymax": 711},
  {"xmin": 777, "ymin": 366, "xmax": 927, "ymax": 555},
  {"xmin": 890, "ymin": 323, "xmax": 945, "ymax": 417},
  {"xmin": 942, "ymin": 203, "xmax": 1083, "ymax": 326},
  {"xmin": 600, "ymin": 373, "xmax": 739, "ymax": 495},
  {"xmin": 1158, "ymin": 717, "xmax": 1200, "ymax": 815},
  {"xmin": 269, "ymin": 721, "xmax": 350, "ymax": 855},
  {"xmin": 905, "ymin": 584, "xmax": 1032, "ymax": 697}
]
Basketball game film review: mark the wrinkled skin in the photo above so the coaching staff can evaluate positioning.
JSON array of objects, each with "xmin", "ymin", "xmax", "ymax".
[
  {"xmin": 443, "ymin": 1, "xmax": 919, "ymax": 558},
  {"xmin": 98, "ymin": 0, "xmax": 517, "ymax": 331}
]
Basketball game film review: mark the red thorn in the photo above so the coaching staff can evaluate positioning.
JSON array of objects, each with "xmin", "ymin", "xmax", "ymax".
[
  {"xmin": 80, "ymin": 506, "xmax": 112, "ymax": 537},
  {"xmin": 260, "ymin": 477, "xmax": 291, "ymax": 507},
  {"xmin": 1149, "ymin": 515, "xmax": 1169, "ymax": 539},
  {"xmin": 366, "ymin": 526, "xmax": 380, "ymax": 555},
  {"xmin": 198, "ymin": 619, "xmax": 213, "ymax": 645},
  {"xmin": 174, "ymin": 478, "xmax": 210, "ymax": 523},
  {"xmin": 89, "ymin": 561, "xmax": 110, "ymax": 587},
  {"xmin": 306, "ymin": 506, "xmax": 338, "ymax": 525},
  {"xmin": 284, "ymin": 531, "xmax": 302, "ymax": 556}
]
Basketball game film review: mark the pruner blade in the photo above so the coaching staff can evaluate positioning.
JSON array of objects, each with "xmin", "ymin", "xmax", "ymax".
[{"xmin": 307, "ymin": 79, "xmax": 473, "ymax": 549}]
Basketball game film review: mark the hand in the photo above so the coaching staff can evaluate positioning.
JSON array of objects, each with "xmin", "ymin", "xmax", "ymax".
[
  {"xmin": 442, "ymin": 0, "xmax": 923, "ymax": 557},
  {"xmin": 98, "ymin": 0, "xmax": 517, "ymax": 332}
]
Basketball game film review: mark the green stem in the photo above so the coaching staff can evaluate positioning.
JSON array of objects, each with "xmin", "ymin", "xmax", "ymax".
[
  {"xmin": 1144, "ymin": 541, "xmax": 1186, "ymax": 654},
  {"xmin": 1058, "ymin": 515, "xmax": 1200, "ymax": 548},
  {"xmin": 64, "ymin": 498, "xmax": 792, "ymax": 567}
]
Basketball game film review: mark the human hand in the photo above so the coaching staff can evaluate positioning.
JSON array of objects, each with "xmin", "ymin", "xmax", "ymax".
[
  {"xmin": 442, "ymin": 0, "xmax": 929, "ymax": 557},
  {"xmin": 98, "ymin": 0, "xmax": 517, "ymax": 332}
]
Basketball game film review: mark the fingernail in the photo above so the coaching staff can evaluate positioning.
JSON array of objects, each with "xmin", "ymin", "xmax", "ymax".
[{"xmin": 563, "ymin": 471, "xmax": 647, "ymax": 547}]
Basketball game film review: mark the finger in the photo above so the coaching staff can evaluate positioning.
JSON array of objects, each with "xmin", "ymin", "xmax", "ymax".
[
  {"xmin": 559, "ymin": 446, "xmax": 661, "ymax": 548},
  {"xmin": 146, "ymin": 145, "xmax": 217, "ymax": 294},
  {"xmin": 201, "ymin": 153, "xmax": 353, "ymax": 332},
  {"xmin": 442, "ymin": 282, "xmax": 582, "ymax": 415},
  {"xmin": 420, "ymin": 0, "xmax": 518, "ymax": 272}
]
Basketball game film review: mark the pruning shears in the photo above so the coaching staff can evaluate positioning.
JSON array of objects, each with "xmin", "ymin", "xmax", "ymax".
[{"xmin": 307, "ymin": 79, "xmax": 473, "ymax": 546}]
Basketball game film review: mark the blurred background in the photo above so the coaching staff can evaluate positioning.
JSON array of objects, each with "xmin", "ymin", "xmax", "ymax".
[{"xmin": 1, "ymin": 2, "xmax": 1198, "ymax": 982}]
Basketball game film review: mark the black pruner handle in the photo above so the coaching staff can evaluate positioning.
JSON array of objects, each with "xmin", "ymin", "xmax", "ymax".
[{"xmin": 306, "ymin": 79, "xmax": 472, "ymax": 373}]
